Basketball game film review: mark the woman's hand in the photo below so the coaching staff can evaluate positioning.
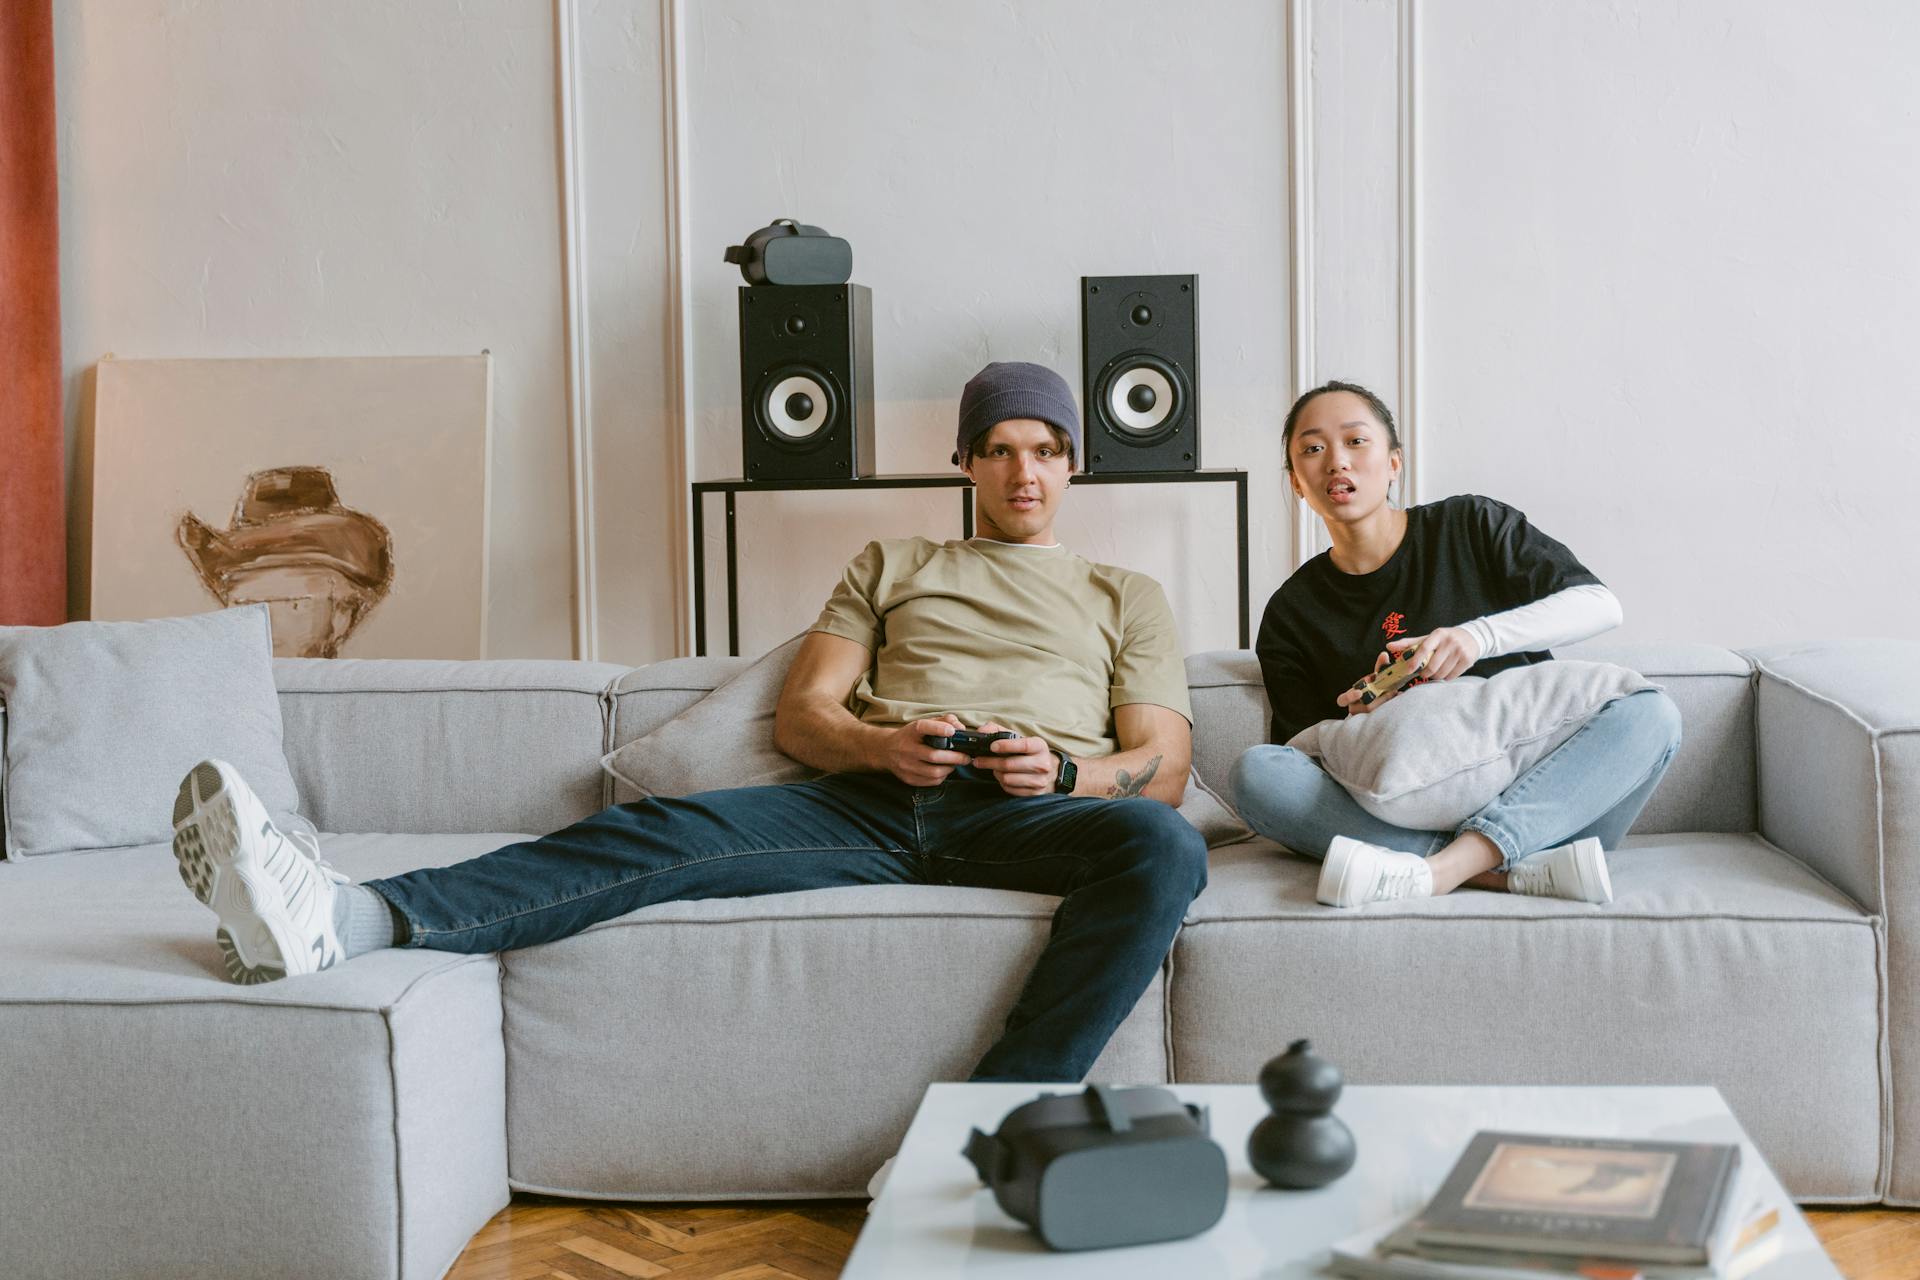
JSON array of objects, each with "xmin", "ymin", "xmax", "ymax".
[
  {"xmin": 1334, "ymin": 627, "xmax": 1483, "ymax": 717},
  {"xmin": 1335, "ymin": 650, "xmax": 1397, "ymax": 715},
  {"xmin": 1388, "ymin": 626, "xmax": 1483, "ymax": 683}
]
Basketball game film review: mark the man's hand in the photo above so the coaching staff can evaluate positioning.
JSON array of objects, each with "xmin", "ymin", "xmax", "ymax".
[
  {"xmin": 1388, "ymin": 626, "xmax": 1481, "ymax": 682},
  {"xmin": 972, "ymin": 721, "xmax": 1057, "ymax": 797},
  {"xmin": 880, "ymin": 716, "xmax": 970, "ymax": 787}
]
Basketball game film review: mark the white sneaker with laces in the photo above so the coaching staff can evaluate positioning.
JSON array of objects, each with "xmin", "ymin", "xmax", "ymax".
[
  {"xmin": 1317, "ymin": 835, "xmax": 1435, "ymax": 907},
  {"xmin": 171, "ymin": 759, "xmax": 347, "ymax": 984},
  {"xmin": 1507, "ymin": 837, "xmax": 1613, "ymax": 904}
]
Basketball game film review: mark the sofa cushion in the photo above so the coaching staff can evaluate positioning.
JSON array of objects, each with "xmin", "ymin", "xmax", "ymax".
[
  {"xmin": 1183, "ymin": 770, "xmax": 1252, "ymax": 846},
  {"xmin": 0, "ymin": 605, "xmax": 302, "ymax": 858},
  {"xmin": 1187, "ymin": 649, "xmax": 1273, "ymax": 798},
  {"xmin": 500, "ymin": 880, "xmax": 1171, "ymax": 1199},
  {"xmin": 605, "ymin": 650, "xmax": 1252, "ymax": 847},
  {"xmin": 601, "ymin": 635, "xmax": 817, "ymax": 797},
  {"xmin": 609, "ymin": 655, "xmax": 759, "ymax": 748},
  {"xmin": 1285, "ymin": 661, "xmax": 1653, "ymax": 829},
  {"xmin": 1170, "ymin": 833, "xmax": 1882, "ymax": 1200},
  {"xmin": 0, "ymin": 834, "xmax": 518, "ymax": 1279},
  {"xmin": 0, "ymin": 832, "xmax": 523, "ymax": 1003},
  {"xmin": 275, "ymin": 658, "xmax": 627, "ymax": 835},
  {"xmin": 1562, "ymin": 642, "xmax": 1757, "ymax": 835}
]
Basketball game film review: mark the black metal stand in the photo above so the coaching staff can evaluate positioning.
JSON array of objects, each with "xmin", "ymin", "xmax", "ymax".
[{"xmin": 690, "ymin": 470, "xmax": 1251, "ymax": 657}]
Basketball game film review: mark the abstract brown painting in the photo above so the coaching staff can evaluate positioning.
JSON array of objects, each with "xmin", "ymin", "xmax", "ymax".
[
  {"xmin": 89, "ymin": 355, "xmax": 490, "ymax": 659},
  {"xmin": 177, "ymin": 467, "xmax": 396, "ymax": 658}
]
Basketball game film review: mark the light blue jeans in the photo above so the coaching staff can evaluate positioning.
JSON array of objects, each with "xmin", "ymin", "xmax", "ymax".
[{"xmin": 1228, "ymin": 688, "xmax": 1683, "ymax": 870}]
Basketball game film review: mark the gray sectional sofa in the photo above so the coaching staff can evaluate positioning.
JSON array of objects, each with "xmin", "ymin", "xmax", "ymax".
[{"xmin": 2, "ymin": 639, "xmax": 1914, "ymax": 1279}]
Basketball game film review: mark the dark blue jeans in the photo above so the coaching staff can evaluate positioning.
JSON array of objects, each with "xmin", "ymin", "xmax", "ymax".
[{"xmin": 364, "ymin": 769, "xmax": 1208, "ymax": 1083}]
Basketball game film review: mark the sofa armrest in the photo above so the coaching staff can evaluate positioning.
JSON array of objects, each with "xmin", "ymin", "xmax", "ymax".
[
  {"xmin": 1748, "ymin": 640, "xmax": 1920, "ymax": 915},
  {"xmin": 1751, "ymin": 639, "xmax": 1920, "ymax": 1202}
]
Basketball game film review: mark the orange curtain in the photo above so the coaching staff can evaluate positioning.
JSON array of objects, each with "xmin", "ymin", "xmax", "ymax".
[{"xmin": 0, "ymin": 0, "xmax": 64, "ymax": 625}]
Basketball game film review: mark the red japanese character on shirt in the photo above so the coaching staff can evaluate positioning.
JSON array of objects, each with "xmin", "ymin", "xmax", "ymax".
[{"xmin": 1381, "ymin": 612, "xmax": 1408, "ymax": 643}]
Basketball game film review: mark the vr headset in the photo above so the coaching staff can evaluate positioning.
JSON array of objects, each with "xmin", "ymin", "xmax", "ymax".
[
  {"xmin": 963, "ymin": 1084, "xmax": 1229, "ymax": 1251},
  {"xmin": 723, "ymin": 218, "xmax": 853, "ymax": 287}
]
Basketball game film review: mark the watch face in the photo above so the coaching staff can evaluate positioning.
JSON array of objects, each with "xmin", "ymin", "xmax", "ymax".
[{"xmin": 1055, "ymin": 754, "xmax": 1078, "ymax": 794}]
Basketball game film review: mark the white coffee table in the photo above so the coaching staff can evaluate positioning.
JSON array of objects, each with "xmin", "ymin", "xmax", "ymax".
[{"xmin": 846, "ymin": 1083, "xmax": 1840, "ymax": 1278}]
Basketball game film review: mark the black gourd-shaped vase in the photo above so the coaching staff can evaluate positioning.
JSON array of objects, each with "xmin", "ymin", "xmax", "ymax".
[{"xmin": 1247, "ymin": 1039, "xmax": 1357, "ymax": 1189}]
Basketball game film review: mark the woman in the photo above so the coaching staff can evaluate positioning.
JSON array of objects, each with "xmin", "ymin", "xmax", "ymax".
[{"xmin": 1230, "ymin": 380, "xmax": 1681, "ymax": 908}]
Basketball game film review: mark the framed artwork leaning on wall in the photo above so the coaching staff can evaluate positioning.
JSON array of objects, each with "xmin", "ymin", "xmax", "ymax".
[{"xmin": 87, "ymin": 354, "xmax": 493, "ymax": 659}]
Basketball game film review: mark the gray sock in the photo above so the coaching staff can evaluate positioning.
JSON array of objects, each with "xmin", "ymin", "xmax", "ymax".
[{"xmin": 333, "ymin": 884, "xmax": 402, "ymax": 958}]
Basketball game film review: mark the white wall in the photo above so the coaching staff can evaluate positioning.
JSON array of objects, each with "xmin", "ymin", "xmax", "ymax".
[
  {"xmin": 57, "ymin": 0, "xmax": 576, "ymax": 658},
  {"xmin": 685, "ymin": 0, "xmax": 1291, "ymax": 658},
  {"xmin": 55, "ymin": 0, "xmax": 1920, "ymax": 661},
  {"xmin": 1310, "ymin": 0, "xmax": 1920, "ymax": 647}
]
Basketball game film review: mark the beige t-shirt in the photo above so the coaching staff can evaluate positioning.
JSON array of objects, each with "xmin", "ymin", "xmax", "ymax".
[{"xmin": 810, "ymin": 536, "xmax": 1192, "ymax": 759}]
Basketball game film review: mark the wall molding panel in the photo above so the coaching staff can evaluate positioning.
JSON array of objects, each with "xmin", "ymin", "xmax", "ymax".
[
  {"xmin": 555, "ymin": 0, "xmax": 599, "ymax": 660},
  {"xmin": 1298, "ymin": 0, "xmax": 1419, "ymax": 567},
  {"xmin": 660, "ymin": 0, "xmax": 695, "ymax": 655},
  {"xmin": 1288, "ymin": 0, "xmax": 1318, "ymax": 571},
  {"xmin": 1395, "ymin": 0, "xmax": 1422, "ymax": 510}
]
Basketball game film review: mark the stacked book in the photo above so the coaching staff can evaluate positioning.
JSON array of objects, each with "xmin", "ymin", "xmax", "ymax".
[{"xmin": 1329, "ymin": 1131, "xmax": 1782, "ymax": 1279}]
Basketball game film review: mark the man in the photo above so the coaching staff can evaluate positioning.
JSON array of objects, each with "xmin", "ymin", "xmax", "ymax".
[{"xmin": 171, "ymin": 360, "xmax": 1207, "ymax": 1083}]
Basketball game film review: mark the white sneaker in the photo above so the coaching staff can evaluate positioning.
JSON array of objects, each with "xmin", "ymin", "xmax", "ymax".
[
  {"xmin": 171, "ymin": 759, "xmax": 346, "ymax": 984},
  {"xmin": 1508, "ymin": 837, "xmax": 1613, "ymax": 904},
  {"xmin": 1317, "ymin": 835, "xmax": 1435, "ymax": 907}
]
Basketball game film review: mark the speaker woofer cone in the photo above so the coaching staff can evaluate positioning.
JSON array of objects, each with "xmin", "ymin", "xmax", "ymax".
[
  {"xmin": 755, "ymin": 367, "xmax": 840, "ymax": 446},
  {"xmin": 1097, "ymin": 353, "xmax": 1185, "ymax": 440}
]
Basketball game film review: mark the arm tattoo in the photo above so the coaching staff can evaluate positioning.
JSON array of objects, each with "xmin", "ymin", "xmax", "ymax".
[{"xmin": 1107, "ymin": 755, "xmax": 1163, "ymax": 799}]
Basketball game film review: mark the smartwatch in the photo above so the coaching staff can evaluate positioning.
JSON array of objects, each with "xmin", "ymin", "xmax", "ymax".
[{"xmin": 1051, "ymin": 750, "xmax": 1078, "ymax": 796}]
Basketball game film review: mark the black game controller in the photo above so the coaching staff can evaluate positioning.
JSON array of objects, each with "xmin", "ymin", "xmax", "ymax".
[{"xmin": 923, "ymin": 729, "xmax": 1019, "ymax": 756}]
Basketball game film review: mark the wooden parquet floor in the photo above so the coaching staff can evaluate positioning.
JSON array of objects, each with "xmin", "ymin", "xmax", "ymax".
[
  {"xmin": 444, "ymin": 1195, "xmax": 868, "ymax": 1280},
  {"xmin": 446, "ymin": 1196, "xmax": 1920, "ymax": 1279},
  {"xmin": 1809, "ymin": 1207, "xmax": 1920, "ymax": 1280}
]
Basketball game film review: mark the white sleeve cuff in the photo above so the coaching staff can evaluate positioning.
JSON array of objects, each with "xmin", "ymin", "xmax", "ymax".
[{"xmin": 1462, "ymin": 583, "xmax": 1622, "ymax": 661}]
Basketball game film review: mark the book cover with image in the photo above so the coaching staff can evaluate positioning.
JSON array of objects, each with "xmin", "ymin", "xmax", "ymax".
[{"xmin": 1404, "ymin": 1131, "xmax": 1742, "ymax": 1265}]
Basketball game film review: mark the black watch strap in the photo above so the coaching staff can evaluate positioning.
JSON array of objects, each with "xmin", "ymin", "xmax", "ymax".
[{"xmin": 1052, "ymin": 750, "xmax": 1078, "ymax": 795}]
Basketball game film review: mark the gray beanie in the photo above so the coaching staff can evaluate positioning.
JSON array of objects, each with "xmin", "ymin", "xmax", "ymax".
[{"xmin": 952, "ymin": 361, "xmax": 1082, "ymax": 466}]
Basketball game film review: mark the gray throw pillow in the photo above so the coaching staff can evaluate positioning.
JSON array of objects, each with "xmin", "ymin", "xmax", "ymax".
[
  {"xmin": 600, "ymin": 635, "xmax": 1248, "ymax": 847},
  {"xmin": 1178, "ymin": 770, "xmax": 1254, "ymax": 848},
  {"xmin": 1285, "ymin": 660, "xmax": 1654, "ymax": 830},
  {"xmin": 0, "ymin": 605, "xmax": 304, "ymax": 858},
  {"xmin": 602, "ymin": 635, "xmax": 821, "ymax": 800}
]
